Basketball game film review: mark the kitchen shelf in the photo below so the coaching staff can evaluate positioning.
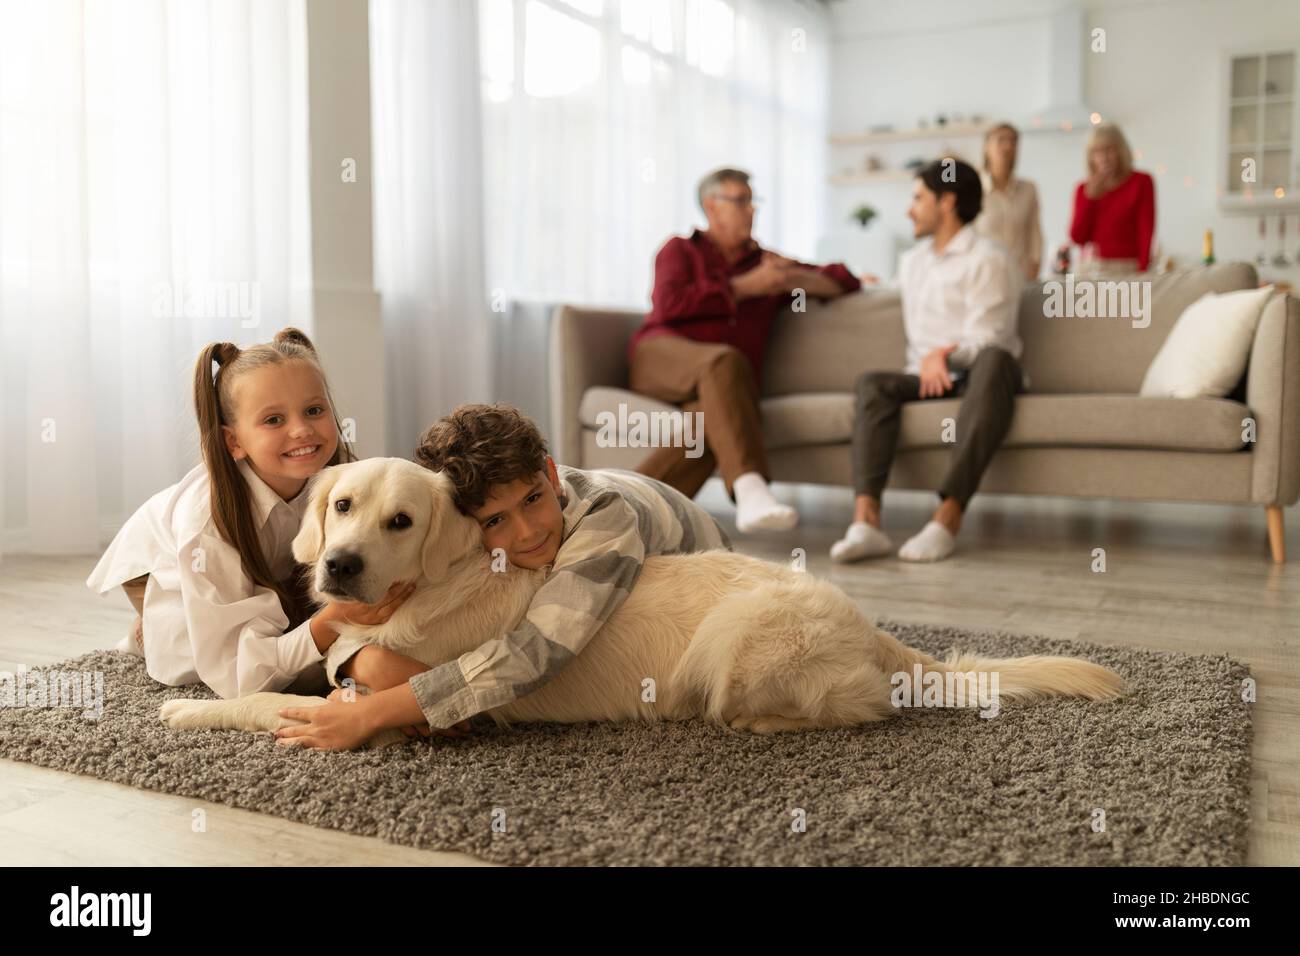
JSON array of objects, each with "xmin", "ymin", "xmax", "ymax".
[
  {"xmin": 829, "ymin": 117, "xmax": 1095, "ymax": 147},
  {"xmin": 829, "ymin": 122, "xmax": 989, "ymax": 146},
  {"xmin": 829, "ymin": 170, "xmax": 917, "ymax": 185}
]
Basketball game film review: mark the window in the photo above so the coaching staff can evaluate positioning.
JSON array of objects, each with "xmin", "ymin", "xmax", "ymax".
[
  {"xmin": 477, "ymin": 0, "xmax": 831, "ymax": 307},
  {"xmin": 1225, "ymin": 50, "xmax": 1297, "ymax": 200}
]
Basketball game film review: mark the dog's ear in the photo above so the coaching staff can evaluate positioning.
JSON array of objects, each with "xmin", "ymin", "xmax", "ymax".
[
  {"xmin": 292, "ymin": 466, "xmax": 344, "ymax": 565},
  {"xmin": 419, "ymin": 470, "xmax": 482, "ymax": 583}
]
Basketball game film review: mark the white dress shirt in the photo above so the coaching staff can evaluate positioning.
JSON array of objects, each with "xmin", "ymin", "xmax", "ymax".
[
  {"xmin": 974, "ymin": 172, "xmax": 1044, "ymax": 281},
  {"xmin": 86, "ymin": 458, "xmax": 323, "ymax": 699},
  {"xmin": 897, "ymin": 224, "xmax": 1023, "ymax": 377}
]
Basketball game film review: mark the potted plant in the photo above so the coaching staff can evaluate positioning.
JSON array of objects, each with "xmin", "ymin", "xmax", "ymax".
[{"xmin": 851, "ymin": 204, "xmax": 877, "ymax": 229}]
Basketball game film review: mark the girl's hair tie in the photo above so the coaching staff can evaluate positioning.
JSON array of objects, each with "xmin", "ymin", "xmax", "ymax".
[{"xmin": 211, "ymin": 342, "xmax": 240, "ymax": 385}]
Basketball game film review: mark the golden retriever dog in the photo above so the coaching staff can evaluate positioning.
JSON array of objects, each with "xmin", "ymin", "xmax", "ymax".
[{"xmin": 161, "ymin": 458, "xmax": 1126, "ymax": 745}]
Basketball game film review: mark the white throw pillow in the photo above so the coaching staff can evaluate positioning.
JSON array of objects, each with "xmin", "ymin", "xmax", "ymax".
[{"xmin": 1139, "ymin": 285, "xmax": 1275, "ymax": 398}]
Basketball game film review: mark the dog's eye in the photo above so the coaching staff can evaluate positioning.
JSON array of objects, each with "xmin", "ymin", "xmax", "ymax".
[
  {"xmin": 335, "ymin": 499, "xmax": 351, "ymax": 513},
  {"xmin": 388, "ymin": 513, "xmax": 412, "ymax": 530}
]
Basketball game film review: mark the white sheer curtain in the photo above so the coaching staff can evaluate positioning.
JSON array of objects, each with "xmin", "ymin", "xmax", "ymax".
[
  {"xmin": 477, "ymin": 0, "xmax": 832, "ymax": 308},
  {"xmin": 369, "ymin": 0, "xmax": 494, "ymax": 457},
  {"xmin": 0, "ymin": 0, "xmax": 310, "ymax": 556}
]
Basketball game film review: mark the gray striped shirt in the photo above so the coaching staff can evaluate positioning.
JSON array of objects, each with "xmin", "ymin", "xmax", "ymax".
[{"xmin": 407, "ymin": 465, "xmax": 731, "ymax": 729}]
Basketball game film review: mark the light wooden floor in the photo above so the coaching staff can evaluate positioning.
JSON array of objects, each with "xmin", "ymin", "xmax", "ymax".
[{"xmin": 2, "ymin": 483, "xmax": 1296, "ymax": 866}]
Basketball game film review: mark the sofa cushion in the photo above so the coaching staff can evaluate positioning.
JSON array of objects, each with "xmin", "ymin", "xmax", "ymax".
[
  {"xmin": 579, "ymin": 387, "xmax": 681, "ymax": 433},
  {"xmin": 579, "ymin": 387, "xmax": 854, "ymax": 451},
  {"xmin": 758, "ymin": 262, "xmax": 1260, "ymax": 397},
  {"xmin": 895, "ymin": 394, "xmax": 1251, "ymax": 452},
  {"xmin": 1140, "ymin": 285, "xmax": 1276, "ymax": 398},
  {"xmin": 579, "ymin": 387, "xmax": 1251, "ymax": 453},
  {"xmin": 1016, "ymin": 265, "xmax": 1262, "ymax": 394}
]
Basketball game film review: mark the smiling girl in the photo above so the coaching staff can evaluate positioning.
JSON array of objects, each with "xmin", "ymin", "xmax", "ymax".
[{"xmin": 86, "ymin": 328, "xmax": 412, "ymax": 699}]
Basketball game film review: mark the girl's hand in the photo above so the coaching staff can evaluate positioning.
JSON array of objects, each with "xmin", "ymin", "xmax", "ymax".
[
  {"xmin": 275, "ymin": 699, "xmax": 375, "ymax": 751},
  {"xmin": 320, "ymin": 581, "xmax": 417, "ymax": 630}
]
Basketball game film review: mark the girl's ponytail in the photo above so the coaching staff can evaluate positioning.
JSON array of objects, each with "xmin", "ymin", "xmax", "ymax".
[
  {"xmin": 273, "ymin": 327, "xmax": 317, "ymax": 355},
  {"xmin": 192, "ymin": 340, "xmax": 303, "ymax": 625}
]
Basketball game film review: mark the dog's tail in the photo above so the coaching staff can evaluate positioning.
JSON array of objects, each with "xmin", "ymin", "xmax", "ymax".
[{"xmin": 879, "ymin": 629, "xmax": 1128, "ymax": 707}]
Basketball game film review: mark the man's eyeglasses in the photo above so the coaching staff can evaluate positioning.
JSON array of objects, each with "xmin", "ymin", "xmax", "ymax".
[{"xmin": 714, "ymin": 193, "xmax": 761, "ymax": 209}]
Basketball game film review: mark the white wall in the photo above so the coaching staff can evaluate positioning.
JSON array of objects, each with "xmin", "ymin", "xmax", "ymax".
[
  {"xmin": 825, "ymin": 0, "xmax": 1300, "ymax": 277},
  {"xmin": 304, "ymin": 0, "xmax": 387, "ymax": 458}
]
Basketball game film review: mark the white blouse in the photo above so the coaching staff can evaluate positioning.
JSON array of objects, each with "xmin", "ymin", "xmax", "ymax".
[
  {"xmin": 974, "ymin": 172, "xmax": 1044, "ymax": 281},
  {"xmin": 86, "ymin": 458, "xmax": 324, "ymax": 699}
]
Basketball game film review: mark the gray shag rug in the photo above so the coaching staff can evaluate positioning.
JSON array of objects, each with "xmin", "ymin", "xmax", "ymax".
[{"xmin": 0, "ymin": 619, "xmax": 1252, "ymax": 866}]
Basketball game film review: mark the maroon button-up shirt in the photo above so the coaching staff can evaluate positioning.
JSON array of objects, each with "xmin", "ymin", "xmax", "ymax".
[{"xmin": 629, "ymin": 229, "xmax": 861, "ymax": 388}]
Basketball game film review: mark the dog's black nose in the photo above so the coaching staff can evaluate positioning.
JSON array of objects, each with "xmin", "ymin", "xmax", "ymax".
[{"xmin": 325, "ymin": 551, "xmax": 364, "ymax": 581}]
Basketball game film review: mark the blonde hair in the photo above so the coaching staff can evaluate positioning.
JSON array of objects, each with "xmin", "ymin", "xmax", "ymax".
[
  {"xmin": 192, "ymin": 327, "xmax": 356, "ymax": 624},
  {"xmin": 1084, "ymin": 123, "xmax": 1134, "ymax": 178},
  {"xmin": 982, "ymin": 122, "xmax": 1019, "ymax": 172}
]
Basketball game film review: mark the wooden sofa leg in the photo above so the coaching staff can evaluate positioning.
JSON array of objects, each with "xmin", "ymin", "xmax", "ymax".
[{"xmin": 1266, "ymin": 506, "xmax": 1285, "ymax": 564}]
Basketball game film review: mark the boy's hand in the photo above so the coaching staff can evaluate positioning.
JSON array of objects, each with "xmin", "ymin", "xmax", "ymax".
[
  {"xmin": 275, "ymin": 698, "xmax": 376, "ymax": 751},
  {"xmin": 323, "ymin": 686, "xmax": 473, "ymax": 740}
]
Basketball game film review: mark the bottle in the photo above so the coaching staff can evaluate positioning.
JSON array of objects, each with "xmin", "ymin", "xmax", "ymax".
[
  {"xmin": 1203, "ymin": 229, "xmax": 1215, "ymax": 265},
  {"xmin": 1054, "ymin": 244, "xmax": 1072, "ymax": 275}
]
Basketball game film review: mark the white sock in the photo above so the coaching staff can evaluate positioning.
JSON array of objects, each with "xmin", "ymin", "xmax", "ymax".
[
  {"xmin": 732, "ymin": 471, "xmax": 798, "ymax": 534},
  {"xmin": 898, "ymin": 521, "xmax": 956, "ymax": 562},
  {"xmin": 829, "ymin": 522, "xmax": 893, "ymax": 563}
]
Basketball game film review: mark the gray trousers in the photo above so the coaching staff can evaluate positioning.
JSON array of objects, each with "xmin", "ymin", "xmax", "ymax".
[{"xmin": 850, "ymin": 346, "xmax": 1023, "ymax": 509}]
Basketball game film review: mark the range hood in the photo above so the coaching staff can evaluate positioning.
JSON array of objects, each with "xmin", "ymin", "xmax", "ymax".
[{"xmin": 1023, "ymin": 4, "xmax": 1100, "ymax": 133}]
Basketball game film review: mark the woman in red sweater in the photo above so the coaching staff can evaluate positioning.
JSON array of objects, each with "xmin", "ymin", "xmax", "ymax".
[{"xmin": 1069, "ymin": 123, "xmax": 1155, "ymax": 273}]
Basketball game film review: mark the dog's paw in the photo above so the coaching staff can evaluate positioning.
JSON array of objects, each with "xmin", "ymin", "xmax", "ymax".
[
  {"xmin": 728, "ymin": 714, "xmax": 817, "ymax": 734},
  {"xmin": 159, "ymin": 699, "xmax": 218, "ymax": 730},
  {"xmin": 161, "ymin": 693, "xmax": 328, "ymax": 734}
]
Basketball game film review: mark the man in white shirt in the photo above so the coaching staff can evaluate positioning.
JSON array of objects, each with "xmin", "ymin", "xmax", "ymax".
[{"xmin": 832, "ymin": 157, "xmax": 1024, "ymax": 563}]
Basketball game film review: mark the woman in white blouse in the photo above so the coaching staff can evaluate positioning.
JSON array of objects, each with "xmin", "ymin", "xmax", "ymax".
[
  {"xmin": 86, "ymin": 328, "xmax": 412, "ymax": 700},
  {"xmin": 973, "ymin": 122, "xmax": 1043, "ymax": 282}
]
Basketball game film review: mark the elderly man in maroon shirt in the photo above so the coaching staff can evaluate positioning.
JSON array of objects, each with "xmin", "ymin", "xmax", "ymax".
[{"xmin": 628, "ymin": 167, "xmax": 860, "ymax": 533}]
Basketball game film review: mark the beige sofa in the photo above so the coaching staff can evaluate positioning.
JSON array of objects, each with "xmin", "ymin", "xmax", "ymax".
[{"xmin": 549, "ymin": 263, "xmax": 1299, "ymax": 562}]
